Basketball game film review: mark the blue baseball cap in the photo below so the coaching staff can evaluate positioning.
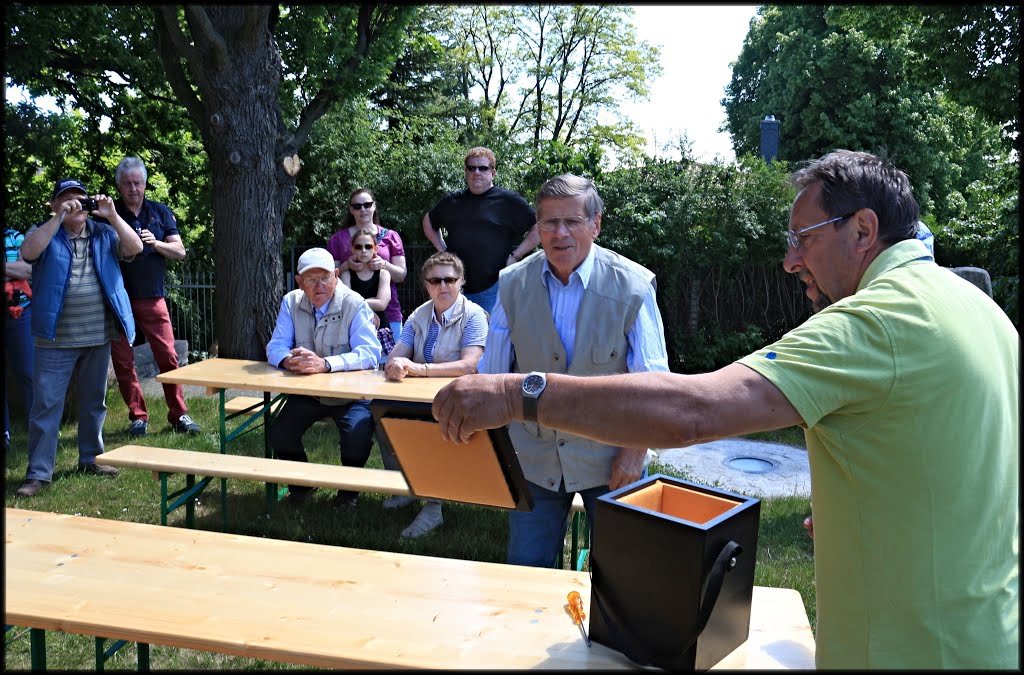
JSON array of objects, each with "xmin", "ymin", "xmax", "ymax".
[{"xmin": 51, "ymin": 178, "xmax": 88, "ymax": 200}]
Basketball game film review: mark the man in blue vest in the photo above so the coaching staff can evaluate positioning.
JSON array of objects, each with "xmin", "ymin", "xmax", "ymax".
[
  {"xmin": 14, "ymin": 179, "xmax": 143, "ymax": 498},
  {"xmin": 476, "ymin": 174, "xmax": 670, "ymax": 568}
]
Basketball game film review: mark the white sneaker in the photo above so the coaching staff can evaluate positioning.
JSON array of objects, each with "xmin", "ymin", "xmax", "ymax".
[
  {"xmin": 382, "ymin": 494, "xmax": 417, "ymax": 510},
  {"xmin": 400, "ymin": 501, "xmax": 443, "ymax": 539}
]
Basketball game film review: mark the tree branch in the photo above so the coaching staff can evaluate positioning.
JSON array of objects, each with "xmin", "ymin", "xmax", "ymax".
[
  {"xmin": 183, "ymin": 5, "xmax": 229, "ymax": 70},
  {"xmin": 152, "ymin": 7, "xmax": 205, "ymax": 125}
]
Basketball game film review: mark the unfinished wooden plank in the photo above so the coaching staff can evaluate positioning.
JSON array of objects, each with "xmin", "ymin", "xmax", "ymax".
[
  {"xmin": 223, "ymin": 396, "xmax": 282, "ymax": 415},
  {"xmin": 158, "ymin": 358, "xmax": 452, "ymax": 404},
  {"xmin": 96, "ymin": 445, "xmax": 411, "ymax": 495},
  {"xmin": 5, "ymin": 509, "xmax": 816, "ymax": 670}
]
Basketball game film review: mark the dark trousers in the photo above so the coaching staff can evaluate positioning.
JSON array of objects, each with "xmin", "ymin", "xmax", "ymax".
[{"xmin": 268, "ymin": 395, "xmax": 375, "ymax": 499}]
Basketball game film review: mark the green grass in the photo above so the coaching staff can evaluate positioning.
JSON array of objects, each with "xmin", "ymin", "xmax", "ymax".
[{"xmin": 4, "ymin": 388, "xmax": 815, "ymax": 669}]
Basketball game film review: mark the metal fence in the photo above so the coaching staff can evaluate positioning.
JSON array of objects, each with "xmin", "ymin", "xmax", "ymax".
[{"xmin": 165, "ymin": 264, "xmax": 217, "ymax": 362}]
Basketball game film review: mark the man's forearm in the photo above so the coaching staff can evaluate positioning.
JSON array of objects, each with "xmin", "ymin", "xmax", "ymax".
[
  {"xmin": 109, "ymin": 212, "xmax": 143, "ymax": 257},
  {"xmin": 528, "ymin": 366, "xmax": 801, "ymax": 449}
]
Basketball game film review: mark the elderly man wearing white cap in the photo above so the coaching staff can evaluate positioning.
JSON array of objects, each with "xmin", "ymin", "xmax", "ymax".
[{"xmin": 266, "ymin": 246, "xmax": 382, "ymax": 507}]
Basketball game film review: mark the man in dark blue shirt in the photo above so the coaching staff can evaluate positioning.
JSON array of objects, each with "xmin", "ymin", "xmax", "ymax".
[
  {"xmin": 108, "ymin": 157, "xmax": 200, "ymax": 436},
  {"xmin": 421, "ymin": 147, "xmax": 538, "ymax": 314}
]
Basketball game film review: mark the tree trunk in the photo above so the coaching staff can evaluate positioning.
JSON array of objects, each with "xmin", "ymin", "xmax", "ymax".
[{"xmin": 192, "ymin": 7, "xmax": 289, "ymax": 359}]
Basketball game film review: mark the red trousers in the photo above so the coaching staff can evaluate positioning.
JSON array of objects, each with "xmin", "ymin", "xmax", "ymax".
[{"xmin": 110, "ymin": 297, "xmax": 188, "ymax": 425}]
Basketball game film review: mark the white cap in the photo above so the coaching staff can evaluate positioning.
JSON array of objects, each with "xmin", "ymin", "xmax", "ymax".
[{"xmin": 297, "ymin": 247, "xmax": 335, "ymax": 274}]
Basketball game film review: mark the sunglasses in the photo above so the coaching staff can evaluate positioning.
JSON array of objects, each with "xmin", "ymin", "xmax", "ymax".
[
  {"xmin": 425, "ymin": 276, "xmax": 459, "ymax": 286},
  {"xmin": 350, "ymin": 201, "xmax": 374, "ymax": 210},
  {"xmin": 352, "ymin": 243, "xmax": 374, "ymax": 251},
  {"xmin": 465, "ymin": 165, "xmax": 492, "ymax": 173}
]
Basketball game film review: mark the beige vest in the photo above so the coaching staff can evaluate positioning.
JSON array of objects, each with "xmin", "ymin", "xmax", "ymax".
[
  {"xmin": 406, "ymin": 294, "xmax": 486, "ymax": 365},
  {"xmin": 498, "ymin": 245, "xmax": 655, "ymax": 491},
  {"xmin": 285, "ymin": 283, "xmax": 366, "ymax": 405}
]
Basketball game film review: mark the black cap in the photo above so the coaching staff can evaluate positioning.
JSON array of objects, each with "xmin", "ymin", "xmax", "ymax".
[{"xmin": 51, "ymin": 178, "xmax": 88, "ymax": 200}]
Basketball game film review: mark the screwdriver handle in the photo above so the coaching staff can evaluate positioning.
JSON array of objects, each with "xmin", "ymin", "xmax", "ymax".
[{"xmin": 567, "ymin": 590, "xmax": 591, "ymax": 646}]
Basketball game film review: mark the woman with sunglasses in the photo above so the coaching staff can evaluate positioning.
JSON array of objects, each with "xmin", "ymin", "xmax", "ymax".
[
  {"xmin": 341, "ymin": 228, "xmax": 396, "ymax": 356},
  {"xmin": 382, "ymin": 251, "xmax": 488, "ymax": 538},
  {"xmin": 327, "ymin": 188, "xmax": 407, "ymax": 337}
]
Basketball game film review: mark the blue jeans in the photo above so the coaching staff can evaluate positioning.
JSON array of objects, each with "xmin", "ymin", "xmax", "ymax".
[
  {"xmin": 508, "ymin": 480, "xmax": 612, "ymax": 568},
  {"xmin": 4, "ymin": 306, "xmax": 34, "ymax": 446},
  {"xmin": 26, "ymin": 342, "xmax": 112, "ymax": 482},
  {"xmin": 465, "ymin": 282, "xmax": 498, "ymax": 315},
  {"xmin": 268, "ymin": 395, "xmax": 375, "ymax": 500}
]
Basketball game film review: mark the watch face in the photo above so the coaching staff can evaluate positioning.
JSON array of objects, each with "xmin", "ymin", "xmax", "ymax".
[{"xmin": 523, "ymin": 374, "xmax": 546, "ymax": 396}]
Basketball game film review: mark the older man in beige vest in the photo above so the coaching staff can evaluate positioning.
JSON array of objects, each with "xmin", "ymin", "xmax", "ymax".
[
  {"xmin": 476, "ymin": 174, "xmax": 669, "ymax": 568},
  {"xmin": 266, "ymin": 247, "xmax": 381, "ymax": 507}
]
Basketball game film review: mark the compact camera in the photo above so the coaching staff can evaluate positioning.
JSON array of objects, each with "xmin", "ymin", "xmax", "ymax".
[{"xmin": 77, "ymin": 196, "xmax": 99, "ymax": 212}]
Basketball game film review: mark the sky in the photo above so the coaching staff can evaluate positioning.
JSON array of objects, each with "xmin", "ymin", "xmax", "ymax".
[
  {"xmin": 7, "ymin": 5, "xmax": 761, "ymax": 164},
  {"xmin": 620, "ymin": 4, "xmax": 760, "ymax": 163}
]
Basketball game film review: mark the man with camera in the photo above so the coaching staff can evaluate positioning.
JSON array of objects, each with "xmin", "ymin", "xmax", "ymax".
[
  {"xmin": 14, "ymin": 178, "xmax": 143, "ymax": 498},
  {"xmin": 106, "ymin": 156, "xmax": 200, "ymax": 437}
]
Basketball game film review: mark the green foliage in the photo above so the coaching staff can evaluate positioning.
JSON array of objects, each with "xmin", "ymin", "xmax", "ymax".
[
  {"xmin": 599, "ymin": 152, "xmax": 797, "ymax": 371},
  {"xmin": 722, "ymin": 5, "xmax": 1018, "ymax": 327},
  {"xmin": 934, "ymin": 154, "xmax": 1019, "ymax": 324}
]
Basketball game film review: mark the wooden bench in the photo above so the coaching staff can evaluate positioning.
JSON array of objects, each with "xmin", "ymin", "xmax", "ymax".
[
  {"xmin": 96, "ymin": 445, "xmax": 589, "ymax": 567},
  {"xmin": 223, "ymin": 395, "xmax": 284, "ymax": 416},
  {"xmin": 5, "ymin": 508, "xmax": 817, "ymax": 670}
]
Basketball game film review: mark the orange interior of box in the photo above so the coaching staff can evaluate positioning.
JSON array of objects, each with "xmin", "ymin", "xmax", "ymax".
[
  {"xmin": 379, "ymin": 418, "xmax": 516, "ymax": 509},
  {"xmin": 618, "ymin": 480, "xmax": 740, "ymax": 524}
]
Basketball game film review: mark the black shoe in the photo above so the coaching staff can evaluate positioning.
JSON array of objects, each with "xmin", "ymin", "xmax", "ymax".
[
  {"xmin": 285, "ymin": 487, "xmax": 313, "ymax": 505},
  {"xmin": 14, "ymin": 479, "xmax": 46, "ymax": 497},
  {"xmin": 128, "ymin": 419, "xmax": 149, "ymax": 438},
  {"xmin": 332, "ymin": 491, "xmax": 359, "ymax": 509},
  {"xmin": 77, "ymin": 462, "xmax": 119, "ymax": 477},
  {"xmin": 172, "ymin": 414, "xmax": 201, "ymax": 434}
]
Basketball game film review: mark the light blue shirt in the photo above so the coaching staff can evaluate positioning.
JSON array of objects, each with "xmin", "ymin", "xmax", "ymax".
[
  {"xmin": 479, "ymin": 247, "xmax": 670, "ymax": 375},
  {"xmin": 266, "ymin": 296, "xmax": 380, "ymax": 372}
]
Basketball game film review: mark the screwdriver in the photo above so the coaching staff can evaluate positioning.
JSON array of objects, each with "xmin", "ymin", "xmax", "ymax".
[{"xmin": 567, "ymin": 590, "xmax": 591, "ymax": 647}]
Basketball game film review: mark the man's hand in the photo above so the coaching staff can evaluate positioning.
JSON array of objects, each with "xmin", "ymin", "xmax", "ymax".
[
  {"xmin": 92, "ymin": 194, "xmax": 118, "ymax": 220},
  {"xmin": 803, "ymin": 515, "xmax": 814, "ymax": 540},
  {"xmin": 433, "ymin": 373, "xmax": 518, "ymax": 443},
  {"xmin": 137, "ymin": 227, "xmax": 157, "ymax": 247},
  {"xmin": 608, "ymin": 447, "xmax": 646, "ymax": 490},
  {"xmin": 284, "ymin": 347, "xmax": 329, "ymax": 375}
]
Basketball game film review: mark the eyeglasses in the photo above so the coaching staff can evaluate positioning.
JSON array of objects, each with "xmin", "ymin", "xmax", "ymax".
[
  {"xmin": 300, "ymin": 275, "xmax": 335, "ymax": 288},
  {"xmin": 787, "ymin": 212, "xmax": 855, "ymax": 249},
  {"xmin": 350, "ymin": 201, "xmax": 374, "ymax": 210},
  {"xmin": 425, "ymin": 276, "xmax": 459, "ymax": 286},
  {"xmin": 537, "ymin": 216, "xmax": 592, "ymax": 232},
  {"xmin": 352, "ymin": 244, "xmax": 374, "ymax": 251},
  {"xmin": 465, "ymin": 164, "xmax": 492, "ymax": 173}
]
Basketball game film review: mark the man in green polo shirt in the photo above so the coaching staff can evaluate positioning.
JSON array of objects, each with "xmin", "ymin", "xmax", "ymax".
[{"xmin": 431, "ymin": 150, "xmax": 1019, "ymax": 669}]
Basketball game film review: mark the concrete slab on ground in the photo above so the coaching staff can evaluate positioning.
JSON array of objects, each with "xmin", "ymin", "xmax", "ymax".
[{"xmin": 655, "ymin": 439, "xmax": 810, "ymax": 499}]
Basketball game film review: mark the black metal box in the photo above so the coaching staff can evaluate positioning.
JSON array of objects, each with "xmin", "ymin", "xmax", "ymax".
[{"xmin": 589, "ymin": 474, "xmax": 760, "ymax": 670}]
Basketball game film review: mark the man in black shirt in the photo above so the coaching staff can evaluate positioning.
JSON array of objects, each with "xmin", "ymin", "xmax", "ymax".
[{"xmin": 422, "ymin": 147, "xmax": 538, "ymax": 313}]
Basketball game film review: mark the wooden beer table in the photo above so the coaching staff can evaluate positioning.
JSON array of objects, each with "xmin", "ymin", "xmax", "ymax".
[
  {"xmin": 5, "ymin": 508, "xmax": 817, "ymax": 670},
  {"xmin": 157, "ymin": 357, "xmax": 451, "ymax": 454}
]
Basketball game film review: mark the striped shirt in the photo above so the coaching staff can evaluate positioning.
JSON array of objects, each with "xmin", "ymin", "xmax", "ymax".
[
  {"xmin": 397, "ymin": 300, "xmax": 488, "ymax": 364},
  {"xmin": 46, "ymin": 228, "xmax": 120, "ymax": 348}
]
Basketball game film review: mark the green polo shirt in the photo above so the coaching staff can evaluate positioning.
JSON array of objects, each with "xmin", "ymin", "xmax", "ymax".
[{"xmin": 739, "ymin": 239, "xmax": 1019, "ymax": 669}]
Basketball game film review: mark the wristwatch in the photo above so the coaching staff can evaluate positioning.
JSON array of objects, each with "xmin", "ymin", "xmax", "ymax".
[{"xmin": 521, "ymin": 371, "xmax": 547, "ymax": 422}]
